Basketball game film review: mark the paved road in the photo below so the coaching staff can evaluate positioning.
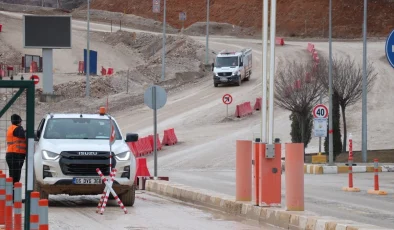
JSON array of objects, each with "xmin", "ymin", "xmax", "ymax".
[
  {"xmin": 163, "ymin": 170, "xmax": 394, "ymax": 229},
  {"xmin": 47, "ymin": 191, "xmax": 274, "ymax": 230}
]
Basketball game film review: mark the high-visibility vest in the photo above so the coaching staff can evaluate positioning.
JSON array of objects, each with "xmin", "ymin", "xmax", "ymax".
[{"xmin": 6, "ymin": 125, "xmax": 26, "ymax": 154}]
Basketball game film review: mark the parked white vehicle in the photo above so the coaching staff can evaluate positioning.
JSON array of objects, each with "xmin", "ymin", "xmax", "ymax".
[
  {"xmin": 212, "ymin": 48, "xmax": 253, "ymax": 87},
  {"xmin": 33, "ymin": 108, "xmax": 138, "ymax": 206}
]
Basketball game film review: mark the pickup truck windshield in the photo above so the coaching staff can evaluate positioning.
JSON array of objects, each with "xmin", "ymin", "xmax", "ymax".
[
  {"xmin": 215, "ymin": 56, "xmax": 238, "ymax": 68},
  {"xmin": 43, "ymin": 118, "xmax": 122, "ymax": 140}
]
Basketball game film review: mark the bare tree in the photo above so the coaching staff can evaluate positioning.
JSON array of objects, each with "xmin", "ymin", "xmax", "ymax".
[
  {"xmin": 275, "ymin": 59, "xmax": 326, "ymax": 148},
  {"xmin": 318, "ymin": 55, "xmax": 377, "ymax": 152}
]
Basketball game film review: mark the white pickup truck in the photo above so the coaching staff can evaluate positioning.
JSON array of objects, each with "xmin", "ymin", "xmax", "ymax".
[
  {"xmin": 212, "ymin": 48, "xmax": 253, "ymax": 87},
  {"xmin": 33, "ymin": 108, "xmax": 138, "ymax": 206}
]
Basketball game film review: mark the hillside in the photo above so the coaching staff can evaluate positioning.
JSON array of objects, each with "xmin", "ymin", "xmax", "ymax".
[
  {"xmin": 89, "ymin": 0, "xmax": 394, "ymax": 38},
  {"xmin": 0, "ymin": 0, "xmax": 84, "ymax": 10}
]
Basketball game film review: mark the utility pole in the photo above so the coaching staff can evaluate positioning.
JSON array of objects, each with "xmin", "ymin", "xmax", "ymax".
[
  {"xmin": 328, "ymin": 0, "xmax": 334, "ymax": 165},
  {"xmin": 362, "ymin": 0, "xmax": 368, "ymax": 162},
  {"xmin": 86, "ymin": 0, "xmax": 90, "ymax": 98},
  {"xmin": 205, "ymin": 0, "xmax": 210, "ymax": 65},
  {"xmin": 161, "ymin": 0, "xmax": 166, "ymax": 81},
  {"xmin": 261, "ymin": 0, "xmax": 268, "ymax": 143},
  {"xmin": 268, "ymin": 0, "xmax": 277, "ymax": 144}
]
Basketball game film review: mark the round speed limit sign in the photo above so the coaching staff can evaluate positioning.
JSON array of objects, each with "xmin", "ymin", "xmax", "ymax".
[{"xmin": 313, "ymin": 104, "xmax": 328, "ymax": 118}]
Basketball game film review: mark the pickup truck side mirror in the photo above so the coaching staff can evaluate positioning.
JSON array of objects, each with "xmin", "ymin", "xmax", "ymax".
[
  {"xmin": 34, "ymin": 130, "xmax": 39, "ymax": 141},
  {"xmin": 125, "ymin": 133, "xmax": 138, "ymax": 142}
]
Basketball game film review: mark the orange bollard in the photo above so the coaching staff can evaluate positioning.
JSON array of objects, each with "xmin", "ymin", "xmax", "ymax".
[
  {"xmin": 342, "ymin": 133, "xmax": 360, "ymax": 192},
  {"xmin": 0, "ymin": 173, "xmax": 5, "ymax": 225},
  {"xmin": 285, "ymin": 143, "xmax": 304, "ymax": 211},
  {"xmin": 367, "ymin": 159, "xmax": 387, "ymax": 195},
  {"xmin": 259, "ymin": 143, "xmax": 281, "ymax": 207},
  {"xmin": 253, "ymin": 142, "xmax": 260, "ymax": 205},
  {"xmin": 235, "ymin": 140, "xmax": 252, "ymax": 201},
  {"xmin": 14, "ymin": 182, "xmax": 22, "ymax": 230},
  {"xmin": 5, "ymin": 177, "xmax": 13, "ymax": 230}
]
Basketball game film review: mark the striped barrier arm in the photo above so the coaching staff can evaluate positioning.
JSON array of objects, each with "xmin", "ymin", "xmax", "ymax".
[{"xmin": 96, "ymin": 168, "xmax": 127, "ymax": 214}]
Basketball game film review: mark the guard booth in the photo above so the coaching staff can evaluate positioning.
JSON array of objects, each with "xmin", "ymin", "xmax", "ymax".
[
  {"xmin": 22, "ymin": 55, "xmax": 43, "ymax": 73},
  {"xmin": 0, "ymin": 78, "xmax": 35, "ymax": 229}
]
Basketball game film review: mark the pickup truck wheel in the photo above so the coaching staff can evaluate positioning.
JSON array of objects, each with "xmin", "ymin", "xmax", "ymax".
[
  {"xmin": 236, "ymin": 76, "xmax": 242, "ymax": 86},
  {"xmin": 120, "ymin": 185, "xmax": 136, "ymax": 206},
  {"xmin": 34, "ymin": 177, "xmax": 49, "ymax": 200},
  {"xmin": 214, "ymin": 83, "xmax": 218, "ymax": 87}
]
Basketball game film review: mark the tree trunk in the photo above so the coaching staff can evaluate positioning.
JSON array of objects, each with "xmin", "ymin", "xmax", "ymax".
[{"xmin": 341, "ymin": 104, "xmax": 347, "ymax": 152}]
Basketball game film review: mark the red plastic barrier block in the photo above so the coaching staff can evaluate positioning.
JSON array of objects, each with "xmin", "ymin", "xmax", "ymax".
[
  {"xmin": 101, "ymin": 66, "xmax": 107, "ymax": 76},
  {"xmin": 244, "ymin": 102, "xmax": 253, "ymax": 115},
  {"xmin": 275, "ymin": 37, "xmax": 285, "ymax": 46},
  {"xmin": 0, "ymin": 70, "xmax": 4, "ymax": 78},
  {"xmin": 254, "ymin": 97, "xmax": 262, "ymax": 111},
  {"xmin": 169, "ymin": 128, "xmax": 178, "ymax": 144},
  {"xmin": 135, "ymin": 158, "xmax": 151, "ymax": 183},
  {"xmin": 235, "ymin": 104, "xmax": 241, "ymax": 117},
  {"xmin": 127, "ymin": 142, "xmax": 138, "ymax": 157},
  {"xmin": 162, "ymin": 129, "xmax": 176, "ymax": 146},
  {"xmin": 307, "ymin": 43, "xmax": 315, "ymax": 52},
  {"xmin": 149, "ymin": 134, "xmax": 162, "ymax": 151},
  {"xmin": 6, "ymin": 66, "xmax": 13, "ymax": 71},
  {"xmin": 107, "ymin": 68, "xmax": 114, "ymax": 75},
  {"xmin": 314, "ymin": 56, "xmax": 320, "ymax": 63},
  {"xmin": 78, "ymin": 61, "xmax": 84, "ymax": 73}
]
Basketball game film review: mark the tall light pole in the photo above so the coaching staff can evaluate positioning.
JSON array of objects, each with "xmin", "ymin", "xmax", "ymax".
[
  {"xmin": 205, "ymin": 0, "xmax": 210, "ymax": 65},
  {"xmin": 261, "ymin": 0, "xmax": 268, "ymax": 143},
  {"xmin": 161, "ymin": 0, "xmax": 166, "ymax": 81},
  {"xmin": 328, "ymin": 0, "xmax": 334, "ymax": 165},
  {"xmin": 361, "ymin": 0, "xmax": 368, "ymax": 162},
  {"xmin": 268, "ymin": 0, "xmax": 277, "ymax": 144},
  {"xmin": 86, "ymin": 0, "xmax": 90, "ymax": 98}
]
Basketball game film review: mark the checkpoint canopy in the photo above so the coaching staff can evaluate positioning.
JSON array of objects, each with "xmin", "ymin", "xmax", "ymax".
[
  {"xmin": 386, "ymin": 29, "xmax": 394, "ymax": 68},
  {"xmin": 23, "ymin": 15, "xmax": 72, "ymax": 94}
]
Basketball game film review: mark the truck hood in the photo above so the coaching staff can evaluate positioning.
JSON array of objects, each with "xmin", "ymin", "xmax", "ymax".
[
  {"xmin": 214, "ymin": 66, "xmax": 239, "ymax": 73},
  {"xmin": 40, "ymin": 139, "xmax": 130, "ymax": 154}
]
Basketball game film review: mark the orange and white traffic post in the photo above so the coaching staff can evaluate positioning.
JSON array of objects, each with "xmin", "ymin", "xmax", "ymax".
[
  {"xmin": 342, "ymin": 133, "xmax": 360, "ymax": 192},
  {"xmin": 14, "ymin": 182, "xmax": 23, "ymax": 230},
  {"xmin": 5, "ymin": 177, "xmax": 13, "ymax": 230},
  {"xmin": 367, "ymin": 159, "xmax": 388, "ymax": 195},
  {"xmin": 38, "ymin": 199, "xmax": 49, "ymax": 230},
  {"xmin": 0, "ymin": 172, "xmax": 5, "ymax": 225}
]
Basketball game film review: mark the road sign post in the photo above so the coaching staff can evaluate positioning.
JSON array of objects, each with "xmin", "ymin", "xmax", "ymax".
[
  {"xmin": 144, "ymin": 85, "xmax": 167, "ymax": 178},
  {"xmin": 179, "ymin": 12, "xmax": 186, "ymax": 31},
  {"xmin": 313, "ymin": 104, "xmax": 328, "ymax": 140},
  {"xmin": 30, "ymin": 75, "xmax": 40, "ymax": 85},
  {"xmin": 222, "ymin": 93, "xmax": 233, "ymax": 117},
  {"xmin": 385, "ymin": 30, "xmax": 394, "ymax": 68}
]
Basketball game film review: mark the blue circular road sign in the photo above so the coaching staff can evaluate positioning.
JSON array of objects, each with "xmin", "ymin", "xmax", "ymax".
[{"xmin": 386, "ymin": 29, "xmax": 394, "ymax": 68}]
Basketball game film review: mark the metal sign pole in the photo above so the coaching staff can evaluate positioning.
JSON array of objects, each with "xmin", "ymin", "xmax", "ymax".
[
  {"xmin": 205, "ymin": 0, "xmax": 210, "ymax": 65},
  {"xmin": 261, "ymin": 0, "xmax": 268, "ymax": 143},
  {"xmin": 328, "ymin": 0, "xmax": 334, "ymax": 165},
  {"xmin": 226, "ymin": 104, "xmax": 228, "ymax": 117},
  {"xmin": 319, "ymin": 94, "xmax": 322, "ymax": 153},
  {"xmin": 152, "ymin": 86, "xmax": 158, "ymax": 178}
]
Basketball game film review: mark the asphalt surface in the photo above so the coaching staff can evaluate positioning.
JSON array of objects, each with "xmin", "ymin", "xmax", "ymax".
[
  {"xmin": 163, "ymin": 170, "xmax": 394, "ymax": 229},
  {"xmin": 47, "ymin": 191, "xmax": 274, "ymax": 230}
]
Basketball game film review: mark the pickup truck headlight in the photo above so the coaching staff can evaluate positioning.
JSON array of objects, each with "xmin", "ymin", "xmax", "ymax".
[
  {"xmin": 42, "ymin": 150, "xmax": 60, "ymax": 160},
  {"xmin": 115, "ymin": 151, "xmax": 131, "ymax": 161}
]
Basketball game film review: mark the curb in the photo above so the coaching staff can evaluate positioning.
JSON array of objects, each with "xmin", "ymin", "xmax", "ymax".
[
  {"xmin": 303, "ymin": 164, "xmax": 394, "ymax": 174},
  {"xmin": 145, "ymin": 180, "xmax": 391, "ymax": 230}
]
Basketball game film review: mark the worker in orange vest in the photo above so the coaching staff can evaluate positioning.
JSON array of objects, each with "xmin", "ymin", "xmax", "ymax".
[{"xmin": 6, "ymin": 114, "xmax": 26, "ymax": 202}]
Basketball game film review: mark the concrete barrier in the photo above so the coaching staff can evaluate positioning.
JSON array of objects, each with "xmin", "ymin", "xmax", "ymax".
[
  {"xmin": 303, "ymin": 164, "xmax": 387, "ymax": 174},
  {"xmin": 145, "ymin": 180, "xmax": 391, "ymax": 230}
]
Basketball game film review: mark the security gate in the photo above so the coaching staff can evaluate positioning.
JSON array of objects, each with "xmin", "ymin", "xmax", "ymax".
[{"xmin": 0, "ymin": 79, "xmax": 35, "ymax": 230}]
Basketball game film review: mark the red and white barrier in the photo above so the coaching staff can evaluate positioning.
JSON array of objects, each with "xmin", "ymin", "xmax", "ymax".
[
  {"xmin": 235, "ymin": 102, "xmax": 253, "ymax": 118},
  {"xmin": 96, "ymin": 168, "xmax": 128, "ymax": 214},
  {"xmin": 367, "ymin": 159, "xmax": 388, "ymax": 195},
  {"xmin": 254, "ymin": 97, "xmax": 262, "ymax": 111}
]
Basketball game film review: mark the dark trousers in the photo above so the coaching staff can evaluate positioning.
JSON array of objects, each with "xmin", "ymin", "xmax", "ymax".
[{"xmin": 6, "ymin": 152, "xmax": 26, "ymax": 184}]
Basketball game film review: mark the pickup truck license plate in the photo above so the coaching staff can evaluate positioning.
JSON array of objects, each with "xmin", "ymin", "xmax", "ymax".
[
  {"xmin": 220, "ymin": 77, "xmax": 228, "ymax": 82},
  {"xmin": 72, "ymin": 177, "xmax": 102, "ymax": 184}
]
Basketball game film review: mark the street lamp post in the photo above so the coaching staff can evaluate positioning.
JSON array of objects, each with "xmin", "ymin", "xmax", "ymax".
[
  {"xmin": 205, "ymin": 0, "xmax": 210, "ymax": 65},
  {"xmin": 86, "ymin": 0, "xmax": 90, "ymax": 98},
  {"xmin": 328, "ymin": 0, "xmax": 334, "ymax": 165},
  {"xmin": 361, "ymin": 0, "xmax": 368, "ymax": 162},
  {"xmin": 261, "ymin": 0, "xmax": 268, "ymax": 143}
]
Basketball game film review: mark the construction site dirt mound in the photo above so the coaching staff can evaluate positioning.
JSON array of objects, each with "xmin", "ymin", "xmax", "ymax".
[{"xmin": 89, "ymin": 0, "xmax": 394, "ymax": 38}]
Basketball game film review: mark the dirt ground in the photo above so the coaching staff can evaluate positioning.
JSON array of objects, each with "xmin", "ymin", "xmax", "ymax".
[{"xmin": 88, "ymin": 0, "xmax": 394, "ymax": 38}]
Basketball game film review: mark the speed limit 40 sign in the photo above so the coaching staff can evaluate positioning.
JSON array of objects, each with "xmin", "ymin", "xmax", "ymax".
[{"xmin": 313, "ymin": 104, "xmax": 328, "ymax": 118}]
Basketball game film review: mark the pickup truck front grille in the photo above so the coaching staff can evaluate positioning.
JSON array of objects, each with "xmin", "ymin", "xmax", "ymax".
[
  {"xmin": 59, "ymin": 151, "xmax": 116, "ymax": 176},
  {"xmin": 218, "ymin": 72, "xmax": 232, "ymax": 77}
]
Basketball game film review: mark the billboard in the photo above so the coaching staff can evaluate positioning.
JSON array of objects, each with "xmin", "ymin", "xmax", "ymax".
[{"xmin": 23, "ymin": 15, "xmax": 72, "ymax": 49}]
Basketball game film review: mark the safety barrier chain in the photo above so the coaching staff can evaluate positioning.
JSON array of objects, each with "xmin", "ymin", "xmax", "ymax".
[{"xmin": 0, "ymin": 171, "xmax": 48, "ymax": 230}]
